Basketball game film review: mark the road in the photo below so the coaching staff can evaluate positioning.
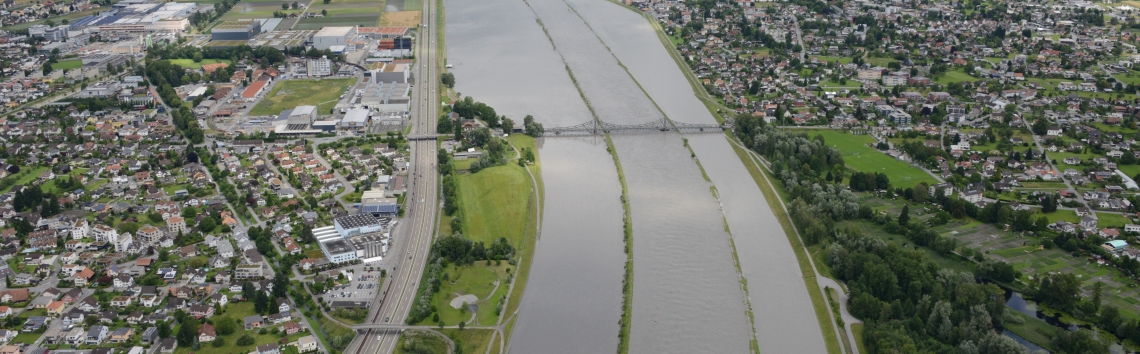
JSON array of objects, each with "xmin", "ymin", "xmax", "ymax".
[{"xmin": 348, "ymin": 0, "xmax": 441, "ymax": 353}]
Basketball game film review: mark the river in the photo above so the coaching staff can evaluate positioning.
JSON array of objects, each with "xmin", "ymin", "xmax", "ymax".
[
  {"xmin": 445, "ymin": 0, "xmax": 825, "ymax": 351},
  {"xmin": 445, "ymin": 0, "xmax": 626, "ymax": 352},
  {"xmin": 560, "ymin": 0, "xmax": 830, "ymax": 352}
]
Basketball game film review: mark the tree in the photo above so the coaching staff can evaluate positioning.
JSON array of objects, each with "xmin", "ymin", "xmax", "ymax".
[
  {"xmin": 237, "ymin": 334, "xmax": 255, "ymax": 346},
  {"xmin": 193, "ymin": 52, "xmax": 203, "ymax": 63},
  {"xmin": 198, "ymin": 217, "xmax": 216, "ymax": 233},
  {"xmin": 321, "ymin": 9, "xmax": 327, "ymax": 16},
  {"xmin": 242, "ymin": 282, "xmax": 256, "ymax": 300},
  {"xmin": 255, "ymin": 290, "xmax": 271, "ymax": 314},
  {"xmin": 282, "ymin": 3, "xmax": 288, "ymax": 9},
  {"xmin": 898, "ymin": 205, "xmax": 910, "ymax": 225},
  {"xmin": 42, "ymin": 62, "xmax": 53, "ymax": 76},
  {"xmin": 177, "ymin": 317, "xmax": 199, "ymax": 347},
  {"xmin": 441, "ymin": 72, "xmax": 455, "ymax": 88},
  {"xmin": 501, "ymin": 118, "xmax": 514, "ymax": 133},
  {"xmin": 1042, "ymin": 194, "xmax": 1057, "ymax": 213}
]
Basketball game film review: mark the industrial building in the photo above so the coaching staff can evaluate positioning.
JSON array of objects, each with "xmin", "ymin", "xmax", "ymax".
[
  {"xmin": 341, "ymin": 108, "xmax": 370, "ymax": 131},
  {"xmin": 307, "ymin": 56, "xmax": 333, "ymax": 77},
  {"xmin": 78, "ymin": 3, "xmax": 197, "ymax": 33},
  {"xmin": 333, "ymin": 214, "xmax": 385, "ymax": 237},
  {"xmin": 313, "ymin": 213, "xmax": 391, "ymax": 263},
  {"xmin": 369, "ymin": 62, "xmax": 409, "ymax": 83},
  {"xmin": 314, "ymin": 226, "xmax": 358, "ymax": 264},
  {"xmin": 312, "ymin": 26, "xmax": 356, "ymax": 50},
  {"xmin": 359, "ymin": 190, "xmax": 399, "ymax": 218},
  {"xmin": 286, "ymin": 105, "xmax": 316, "ymax": 128},
  {"xmin": 211, "ymin": 20, "xmax": 261, "ymax": 41}
]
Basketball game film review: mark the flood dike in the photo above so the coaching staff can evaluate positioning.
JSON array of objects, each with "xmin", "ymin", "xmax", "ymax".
[
  {"xmin": 509, "ymin": 137, "xmax": 626, "ymax": 353},
  {"xmin": 612, "ymin": 133, "xmax": 752, "ymax": 353}
]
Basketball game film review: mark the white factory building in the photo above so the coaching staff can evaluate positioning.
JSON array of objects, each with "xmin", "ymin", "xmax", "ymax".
[{"xmin": 312, "ymin": 26, "xmax": 357, "ymax": 50}]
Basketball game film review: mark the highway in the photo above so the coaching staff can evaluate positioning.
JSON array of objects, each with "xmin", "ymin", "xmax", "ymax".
[{"xmin": 347, "ymin": 0, "xmax": 441, "ymax": 353}]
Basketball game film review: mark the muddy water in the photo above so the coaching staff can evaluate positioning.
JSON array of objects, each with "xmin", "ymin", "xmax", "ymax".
[
  {"xmin": 443, "ymin": 0, "xmax": 590, "ymax": 127},
  {"xmin": 508, "ymin": 137, "xmax": 626, "ymax": 353},
  {"xmin": 522, "ymin": 0, "xmax": 662, "ymax": 125},
  {"xmin": 612, "ymin": 133, "xmax": 753, "ymax": 353},
  {"xmin": 446, "ymin": 0, "xmax": 625, "ymax": 351},
  {"xmin": 562, "ymin": 0, "xmax": 831, "ymax": 351}
]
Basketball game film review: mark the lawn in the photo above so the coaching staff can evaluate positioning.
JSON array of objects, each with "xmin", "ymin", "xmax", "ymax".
[
  {"xmin": 934, "ymin": 70, "xmax": 978, "ymax": 85},
  {"xmin": 1002, "ymin": 310, "xmax": 1058, "ymax": 352},
  {"xmin": 1097, "ymin": 212, "xmax": 1132, "ymax": 228},
  {"xmin": 1040, "ymin": 210, "xmax": 1080, "ymax": 224},
  {"xmin": 11, "ymin": 332, "xmax": 43, "ymax": 345},
  {"xmin": 249, "ymin": 78, "xmax": 356, "ymax": 116},
  {"xmin": 428, "ymin": 264, "xmax": 511, "ymax": 327},
  {"xmin": 866, "ymin": 57, "xmax": 897, "ymax": 67},
  {"xmin": 454, "ymin": 164, "xmax": 532, "ymax": 246},
  {"xmin": 804, "ymin": 130, "xmax": 938, "ymax": 189},
  {"xmin": 55, "ymin": 59, "xmax": 83, "ymax": 70},
  {"xmin": 165, "ymin": 59, "xmax": 232, "ymax": 70},
  {"xmin": 851, "ymin": 323, "xmax": 867, "ymax": 354},
  {"xmin": 0, "ymin": 166, "xmax": 49, "ymax": 193},
  {"xmin": 811, "ymin": 56, "xmax": 853, "ymax": 64},
  {"xmin": 438, "ymin": 329, "xmax": 493, "ymax": 354}
]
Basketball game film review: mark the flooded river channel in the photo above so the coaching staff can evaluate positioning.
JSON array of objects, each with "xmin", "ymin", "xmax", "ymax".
[{"xmin": 445, "ymin": 0, "xmax": 827, "ymax": 351}]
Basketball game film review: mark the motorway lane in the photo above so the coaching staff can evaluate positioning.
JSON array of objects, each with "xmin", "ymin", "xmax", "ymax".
[{"xmin": 348, "ymin": 0, "xmax": 442, "ymax": 353}]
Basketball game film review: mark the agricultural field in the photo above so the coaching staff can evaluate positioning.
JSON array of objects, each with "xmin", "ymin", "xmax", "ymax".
[
  {"xmin": 164, "ymin": 58, "xmax": 232, "ymax": 70},
  {"xmin": 298, "ymin": 0, "xmax": 384, "ymax": 29},
  {"xmin": 802, "ymin": 130, "xmax": 939, "ymax": 189},
  {"xmin": 293, "ymin": 15, "xmax": 380, "ymax": 29},
  {"xmin": 249, "ymin": 78, "xmax": 357, "ymax": 116},
  {"xmin": 221, "ymin": 2, "xmax": 304, "ymax": 20},
  {"xmin": 378, "ymin": 11, "xmax": 421, "ymax": 26}
]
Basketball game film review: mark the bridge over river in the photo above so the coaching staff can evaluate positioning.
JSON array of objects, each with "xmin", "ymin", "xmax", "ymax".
[{"xmin": 407, "ymin": 117, "xmax": 733, "ymax": 140}]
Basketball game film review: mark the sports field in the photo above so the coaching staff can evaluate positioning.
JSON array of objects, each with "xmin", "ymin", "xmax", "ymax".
[
  {"xmin": 249, "ymin": 78, "xmax": 356, "ymax": 116},
  {"xmin": 54, "ymin": 59, "xmax": 83, "ymax": 70},
  {"xmin": 164, "ymin": 59, "xmax": 232, "ymax": 70},
  {"xmin": 806, "ymin": 130, "xmax": 939, "ymax": 189}
]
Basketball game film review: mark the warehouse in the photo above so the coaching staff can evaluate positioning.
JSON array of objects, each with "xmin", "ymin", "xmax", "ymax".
[
  {"xmin": 341, "ymin": 108, "xmax": 370, "ymax": 131},
  {"xmin": 212, "ymin": 20, "xmax": 261, "ymax": 41},
  {"xmin": 312, "ymin": 26, "xmax": 356, "ymax": 50}
]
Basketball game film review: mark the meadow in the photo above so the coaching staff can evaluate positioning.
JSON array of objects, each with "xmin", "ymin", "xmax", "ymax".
[{"xmin": 803, "ymin": 130, "xmax": 939, "ymax": 189}]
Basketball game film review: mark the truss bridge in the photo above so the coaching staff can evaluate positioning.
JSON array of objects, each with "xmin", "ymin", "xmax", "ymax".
[{"xmin": 544, "ymin": 117, "xmax": 732, "ymax": 136}]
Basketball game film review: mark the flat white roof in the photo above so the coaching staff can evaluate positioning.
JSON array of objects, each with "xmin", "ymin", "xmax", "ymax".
[
  {"xmin": 291, "ymin": 105, "xmax": 316, "ymax": 117},
  {"xmin": 344, "ymin": 108, "xmax": 369, "ymax": 123},
  {"xmin": 315, "ymin": 26, "xmax": 354, "ymax": 38}
]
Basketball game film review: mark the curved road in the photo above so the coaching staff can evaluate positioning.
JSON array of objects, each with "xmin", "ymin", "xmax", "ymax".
[{"xmin": 348, "ymin": 0, "xmax": 442, "ymax": 353}]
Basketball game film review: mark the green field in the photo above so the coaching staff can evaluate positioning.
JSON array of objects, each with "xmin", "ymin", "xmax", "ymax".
[
  {"xmin": 0, "ymin": 166, "xmax": 49, "ymax": 193},
  {"xmin": 455, "ymin": 164, "xmax": 532, "ymax": 246},
  {"xmin": 1041, "ymin": 210, "xmax": 1080, "ymax": 224},
  {"xmin": 1097, "ymin": 212, "xmax": 1132, "ymax": 228},
  {"xmin": 934, "ymin": 70, "xmax": 978, "ymax": 84},
  {"xmin": 292, "ymin": 15, "xmax": 380, "ymax": 30},
  {"xmin": 429, "ymin": 264, "xmax": 511, "ymax": 327},
  {"xmin": 164, "ymin": 59, "xmax": 232, "ymax": 70},
  {"xmin": 55, "ymin": 59, "xmax": 83, "ymax": 70},
  {"xmin": 249, "ymin": 78, "xmax": 356, "ymax": 116},
  {"xmin": 804, "ymin": 130, "xmax": 938, "ymax": 189},
  {"xmin": 438, "ymin": 329, "xmax": 493, "ymax": 354},
  {"xmin": 402, "ymin": 0, "xmax": 423, "ymax": 11}
]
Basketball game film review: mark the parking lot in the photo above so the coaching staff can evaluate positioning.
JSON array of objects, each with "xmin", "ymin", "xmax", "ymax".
[{"xmin": 321, "ymin": 268, "xmax": 384, "ymax": 303}]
